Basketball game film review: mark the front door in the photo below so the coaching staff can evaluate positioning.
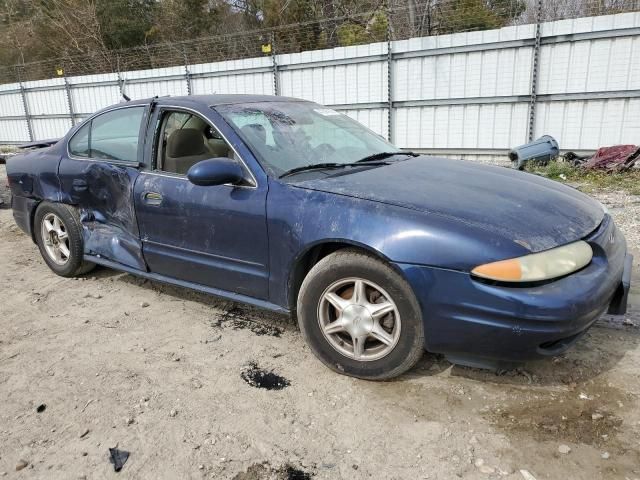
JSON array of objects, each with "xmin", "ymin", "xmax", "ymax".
[
  {"xmin": 57, "ymin": 105, "xmax": 148, "ymax": 270},
  {"xmin": 134, "ymin": 107, "xmax": 270, "ymax": 299}
]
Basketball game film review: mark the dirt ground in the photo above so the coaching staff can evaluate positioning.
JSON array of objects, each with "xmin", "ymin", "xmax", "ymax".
[{"xmin": 1, "ymin": 164, "xmax": 639, "ymax": 480}]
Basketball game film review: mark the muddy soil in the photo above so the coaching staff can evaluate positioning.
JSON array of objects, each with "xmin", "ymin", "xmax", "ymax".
[{"xmin": 1, "ymin": 164, "xmax": 639, "ymax": 479}]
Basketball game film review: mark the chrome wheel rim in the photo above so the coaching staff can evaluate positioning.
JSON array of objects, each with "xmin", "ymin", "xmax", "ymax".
[
  {"xmin": 41, "ymin": 213, "xmax": 70, "ymax": 266},
  {"xmin": 318, "ymin": 277, "xmax": 401, "ymax": 362}
]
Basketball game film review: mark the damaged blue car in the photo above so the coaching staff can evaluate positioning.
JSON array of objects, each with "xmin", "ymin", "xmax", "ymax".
[{"xmin": 6, "ymin": 95, "xmax": 632, "ymax": 379}]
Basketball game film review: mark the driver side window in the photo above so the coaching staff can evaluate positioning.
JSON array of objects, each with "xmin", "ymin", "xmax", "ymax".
[{"xmin": 157, "ymin": 110, "xmax": 234, "ymax": 175}]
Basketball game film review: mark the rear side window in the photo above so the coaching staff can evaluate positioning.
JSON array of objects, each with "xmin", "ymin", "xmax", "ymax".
[
  {"xmin": 69, "ymin": 107, "xmax": 144, "ymax": 163},
  {"xmin": 69, "ymin": 122, "xmax": 90, "ymax": 158}
]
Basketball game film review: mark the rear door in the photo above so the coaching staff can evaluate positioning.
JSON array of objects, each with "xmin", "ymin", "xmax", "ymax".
[{"xmin": 57, "ymin": 105, "xmax": 149, "ymax": 270}]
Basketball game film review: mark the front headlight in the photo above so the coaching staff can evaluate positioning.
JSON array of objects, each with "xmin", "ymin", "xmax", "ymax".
[{"xmin": 471, "ymin": 240, "xmax": 593, "ymax": 283}]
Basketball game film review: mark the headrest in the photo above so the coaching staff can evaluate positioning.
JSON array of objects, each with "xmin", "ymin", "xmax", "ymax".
[{"xmin": 167, "ymin": 128, "xmax": 207, "ymax": 157}]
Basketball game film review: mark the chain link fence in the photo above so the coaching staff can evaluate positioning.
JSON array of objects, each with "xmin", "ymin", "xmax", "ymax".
[{"xmin": 1, "ymin": 0, "xmax": 639, "ymax": 85}]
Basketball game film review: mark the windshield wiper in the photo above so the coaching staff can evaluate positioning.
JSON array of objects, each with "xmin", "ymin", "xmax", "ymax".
[
  {"xmin": 279, "ymin": 163, "xmax": 348, "ymax": 178},
  {"xmin": 354, "ymin": 151, "xmax": 418, "ymax": 163},
  {"xmin": 279, "ymin": 161, "xmax": 391, "ymax": 179}
]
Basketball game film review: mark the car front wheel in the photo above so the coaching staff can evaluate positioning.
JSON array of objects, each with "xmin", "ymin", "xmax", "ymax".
[
  {"xmin": 297, "ymin": 249, "xmax": 424, "ymax": 380},
  {"xmin": 34, "ymin": 202, "xmax": 95, "ymax": 277}
]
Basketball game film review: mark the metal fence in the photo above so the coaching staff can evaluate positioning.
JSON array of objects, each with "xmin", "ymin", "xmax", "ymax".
[{"xmin": 1, "ymin": 0, "xmax": 639, "ymax": 162}]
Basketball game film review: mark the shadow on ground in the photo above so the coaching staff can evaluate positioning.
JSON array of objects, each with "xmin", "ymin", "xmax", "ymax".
[{"xmin": 88, "ymin": 262, "xmax": 640, "ymax": 390}]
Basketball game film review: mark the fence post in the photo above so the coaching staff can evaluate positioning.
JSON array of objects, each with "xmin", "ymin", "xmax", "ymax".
[
  {"xmin": 17, "ymin": 67, "xmax": 34, "ymax": 142},
  {"xmin": 182, "ymin": 46, "xmax": 192, "ymax": 95},
  {"xmin": 271, "ymin": 32, "xmax": 280, "ymax": 96},
  {"xmin": 527, "ymin": 0, "xmax": 543, "ymax": 142},
  {"xmin": 386, "ymin": 3, "xmax": 394, "ymax": 143},
  {"xmin": 63, "ymin": 66, "xmax": 76, "ymax": 127}
]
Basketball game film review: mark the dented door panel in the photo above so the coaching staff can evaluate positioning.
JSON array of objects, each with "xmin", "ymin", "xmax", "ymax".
[{"xmin": 57, "ymin": 159, "xmax": 146, "ymax": 270}]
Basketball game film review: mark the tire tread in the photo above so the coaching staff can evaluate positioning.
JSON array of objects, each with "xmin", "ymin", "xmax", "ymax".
[{"xmin": 297, "ymin": 248, "xmax": 424, "ymax": 380}]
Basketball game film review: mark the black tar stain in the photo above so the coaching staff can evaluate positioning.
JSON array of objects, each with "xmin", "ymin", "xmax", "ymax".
[{"xmin": 241, "ymin": 362, "xmax": 290, "ymax": 390}]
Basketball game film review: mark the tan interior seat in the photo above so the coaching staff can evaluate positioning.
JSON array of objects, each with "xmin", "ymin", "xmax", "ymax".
[
  {"xmin": 164, "ymin": 128, "xmax": 211, "ymax": 174},
  {"xmin": 205, "ymin": 138, "xmax": 232, "ymax": 158}
]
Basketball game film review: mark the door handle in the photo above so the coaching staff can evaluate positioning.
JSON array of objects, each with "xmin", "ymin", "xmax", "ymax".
[{"xmin": 143, "ymin": 192, "xmax": 163, "ymax": 206}]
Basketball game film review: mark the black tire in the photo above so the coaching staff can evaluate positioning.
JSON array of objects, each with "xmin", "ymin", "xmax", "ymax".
[
  {"xmin": 297, "ymin": 249, "xmax": 424, "ymax": 380},
  {"xmin": 34, "ymin": 202, "xmax": 96, "ymax": 277}
]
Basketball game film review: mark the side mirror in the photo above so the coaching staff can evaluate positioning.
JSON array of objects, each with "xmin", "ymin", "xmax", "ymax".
[{"xmin": 187, "ymin": 158, "xmax": 245, "ymax": 186}]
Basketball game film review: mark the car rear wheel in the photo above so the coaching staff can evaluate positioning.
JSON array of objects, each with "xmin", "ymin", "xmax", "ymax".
[
  {"xmin": 297, "ymin": 249, "xmax": 424, "ymax": 380},
  {"xmin": 34, "ymin": 202, "xmax": 95, "ymax": 277}
]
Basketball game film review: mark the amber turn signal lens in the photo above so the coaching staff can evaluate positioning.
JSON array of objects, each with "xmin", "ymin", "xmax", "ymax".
[{"xmin": 471, "ymin": 258, "xmax": 522, "ymax": 281}]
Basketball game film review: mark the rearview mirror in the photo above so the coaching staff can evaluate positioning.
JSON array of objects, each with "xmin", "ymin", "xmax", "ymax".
[{"xmin": 187, "ymin": 158, "xmax": 245, "ymax": 186}]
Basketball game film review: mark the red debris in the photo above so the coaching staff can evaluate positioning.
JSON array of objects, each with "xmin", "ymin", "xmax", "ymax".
[{"xmin": 583, "ymin": 145, "xmax": 640, "ymax": 172}]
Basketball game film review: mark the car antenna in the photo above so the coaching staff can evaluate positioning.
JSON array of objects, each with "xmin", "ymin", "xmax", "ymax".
[{"xmin": 120, "ymin": 79, "xmax": 131, "ymax": 102}]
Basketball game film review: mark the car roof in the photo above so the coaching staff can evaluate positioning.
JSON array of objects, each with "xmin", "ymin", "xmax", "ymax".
[
  {"xmin": 80, "ymin": 94, "xmax": 312, "ymax": 131},
  {"xmin": 150, "ymin": 94, "xmax": 309, "ymax": 107}
]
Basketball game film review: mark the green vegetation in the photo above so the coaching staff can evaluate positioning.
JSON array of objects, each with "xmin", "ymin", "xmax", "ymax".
[
  {"xmin": 0, "ymin": 144, "xmax": 18, "ymax": 154},
  {"xmin": 527, "ymin": 161, "xmax": 640, "ymax": 196},
  {"xmin": 0, "ymin": 0, "xmax": 527, "ymax": 71}
]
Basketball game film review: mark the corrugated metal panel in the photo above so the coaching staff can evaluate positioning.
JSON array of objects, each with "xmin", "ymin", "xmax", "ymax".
[
  {"xmin": 191, "ymin": 72, "xmax": 273, "ymax": 95},
  {"xmin": 343, "ymin": 108, "xmax": 388, "ymax": 139},
  {"xmin": 0, "ymin": 119, "xmax": 30, "ymax": 142},
  {"xmin": 71, "ymin": 85, "xmax": 121, "ymax": 114},
  {"xmin": 26, "ymin": 89, "xmax": 68, "ymax": 115},
  {"xmin": 394, "ymin": 103, "xmax": 528, "ymax": 150},
  {"xmin": 68, "ymin": 73, "xmax": 118, "ymax": 84},
  {"xmin": 120, "ymin": 66, "xmax": 188, "ymax": 99},
  {"xmin": 279, "ymin": 60, "xmax": 388, "ymax": 104},
  {"xmin": 279, "ymin": 43, "xmax": 387, "ymax": 105},
  {"xmin": 0, "ymin": 92, "xmax": 26, "ymax": 117},
  {"xmin": 32, "ymin": 117, "xmax": 72, "ymax": 139},
  {"xmin": 535, "ymin": 98, "xmax": 640, "ymax": 149},
  {"xmin": 125, "ymin": 78, "xmax": 188, "ymax": 99},
  {"xmin": 533, "ymin": 13, "xmax": 640, "ymax": 150},
  {"xmin": 393, "ymin": 23, "xmax": 535, "ymax": 52},
  {"xmin": 538, "ymin": 36, "xmax": 640, "ymax": 94},
  {"xmin": 190, "ymin": 56, "xmax": 272, "ymax": 74},
  {"xmin": 0, "ymin": 82, "xmax": 21, "ymax": 92},
  {"xmin": 124, "ymin": 65, "xmax": 185, "ymax": 80},
  {"xmin": 393, "ymin": 47, "xmax": 532, "ymax": 101}
]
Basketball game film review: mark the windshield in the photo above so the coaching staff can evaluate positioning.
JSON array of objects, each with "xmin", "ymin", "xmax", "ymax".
[{"xmin": 215, "ymin": 101, "xmax": 400, "ymax": 177}]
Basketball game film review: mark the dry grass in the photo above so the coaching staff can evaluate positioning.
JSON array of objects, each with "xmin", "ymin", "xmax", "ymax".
[
  {"xmin": 527, "ymin": 161, "xmax": 640, "ymax": 196},
  {"xmin": 0, "ymin": 145, "xmax": 17, "ymax": 154}
]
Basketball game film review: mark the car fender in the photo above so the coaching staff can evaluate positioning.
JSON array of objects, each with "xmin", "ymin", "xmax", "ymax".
[
  {"xmin": 266, "ymin": 179, "xmax": 529, "ymax": 308},
  {"xmin": 6, "ymin": 144, "xmax": 66, "ymax": 240}
]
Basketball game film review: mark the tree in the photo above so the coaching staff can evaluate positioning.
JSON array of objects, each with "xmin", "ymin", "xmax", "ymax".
[
  {"xmin": 0, "ymin": 0, "xmax": 37, "ymax": 67},
  {"xmin": 337, "ymin": 10, "xmax": 389, "ymax": 46},
  {"xmin": 96, "ymin": 0, "xmax": 156, "ymax": 50},
  {"xmin": 391, "ymin": 0, "xmax": 526, "ymax": 37},
  {"xmin": 148, "ymin": 0, "xmax": 228, "ymax": 42}
]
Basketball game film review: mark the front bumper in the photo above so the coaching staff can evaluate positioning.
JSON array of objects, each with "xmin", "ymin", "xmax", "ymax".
[{"xmin": 397, "ymin": 215, "xmax": 631, "ymax": 366}]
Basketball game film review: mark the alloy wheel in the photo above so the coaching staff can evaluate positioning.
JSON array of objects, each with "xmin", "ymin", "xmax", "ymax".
[
  {"xmin": 318, "ymin": 277, "xmax": 401, "ymax": 361},
  {"xmin": 41, "ymin": 213, "xmax": 71, "ymax": 265}
]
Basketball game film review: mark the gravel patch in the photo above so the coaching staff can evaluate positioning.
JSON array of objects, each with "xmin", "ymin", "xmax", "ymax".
[{"xmin": 591, "ymin": 190, "xmax": 640, "ymax": 252}]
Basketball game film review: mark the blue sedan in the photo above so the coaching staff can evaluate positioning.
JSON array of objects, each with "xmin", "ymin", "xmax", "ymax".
[{"xmin": 6, "ymin": 95, "xmax": 632, "ymax": 379}]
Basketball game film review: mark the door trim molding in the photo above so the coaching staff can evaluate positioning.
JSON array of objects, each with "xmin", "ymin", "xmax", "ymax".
[
  {"xmin": 85, "ymin": 254, "xmax": 289, "ymax": 314},
  {"xmin": 143, "ymin": 238, "xmax": 265, "ymax": 268}
]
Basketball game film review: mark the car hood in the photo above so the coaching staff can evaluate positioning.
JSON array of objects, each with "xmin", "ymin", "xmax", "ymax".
[{"xmin": 293, "ymin": 156, "xmax": 604, "ymax": 253}]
